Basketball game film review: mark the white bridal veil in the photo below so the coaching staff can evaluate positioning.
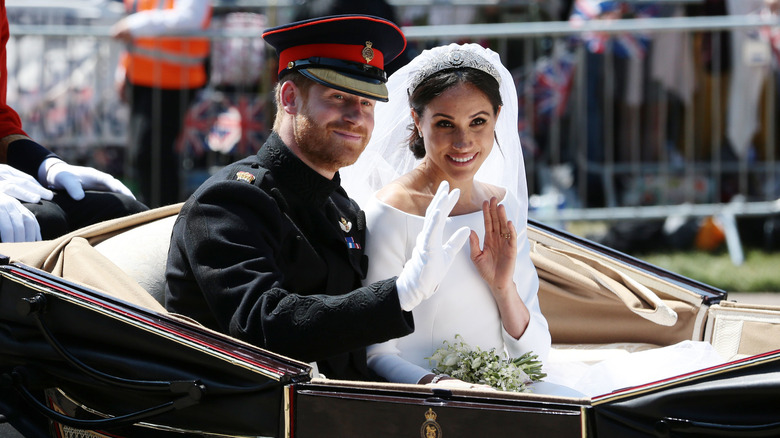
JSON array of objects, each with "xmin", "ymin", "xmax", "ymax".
[{"xmin": 340, "ymin": 43, "xmax": 528, "ymax": 212}]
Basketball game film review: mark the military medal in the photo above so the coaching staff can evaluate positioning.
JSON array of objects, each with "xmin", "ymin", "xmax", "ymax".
[{"xmin": 339, "ymin": 217, "xmax": 352, "ymax": 232}]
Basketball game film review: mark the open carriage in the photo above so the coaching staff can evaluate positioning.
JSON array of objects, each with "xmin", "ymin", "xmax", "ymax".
[{"xmin": 2, "ymin": 205, "xmax": 780, "ymax": 437}]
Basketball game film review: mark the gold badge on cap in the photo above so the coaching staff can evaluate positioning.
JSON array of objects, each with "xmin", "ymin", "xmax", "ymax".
[
  {"xmin": 236, "ymin": 171, "xmax": 255, "ymax": 184},
  {"xmin": 362, "ymin": 41, "xmax": 375, "ymax": 63}
]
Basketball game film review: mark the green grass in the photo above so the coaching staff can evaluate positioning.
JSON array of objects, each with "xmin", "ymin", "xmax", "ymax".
[
  {"xmin": 565, "ymin": 221, "xmax": 780, "ymax": 293},
  {"xmin": 640, "ymin": 250, "xmax": 780, "ymax": 293}
]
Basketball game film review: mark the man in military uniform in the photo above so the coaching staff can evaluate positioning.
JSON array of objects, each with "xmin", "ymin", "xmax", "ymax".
[{"xmin": 165, "ymin": 15, "xmax": 470, "ymax": 380}]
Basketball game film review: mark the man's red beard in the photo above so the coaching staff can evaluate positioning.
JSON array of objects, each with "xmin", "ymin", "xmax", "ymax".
[{"xmin": 293, "ymin": 111, "xmax": 369, "ymax": 171}]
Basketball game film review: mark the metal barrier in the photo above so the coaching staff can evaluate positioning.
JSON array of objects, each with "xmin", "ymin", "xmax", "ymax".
[{"xmin": 7, "ymin": 9, "xmax": 780, "ymax": 260}]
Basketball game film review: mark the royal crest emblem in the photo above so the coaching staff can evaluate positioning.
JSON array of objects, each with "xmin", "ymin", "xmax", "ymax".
[
  {"xmin": 362, "ymin": 41, "xmax": 375, "ymax": 63},
  {"xmin": 235, "ymin": 171, "xmax": 256, "ymax": 184},
  {"xmin": 420, "ymin": 408, "xmax": 442, "ymax": 438}
]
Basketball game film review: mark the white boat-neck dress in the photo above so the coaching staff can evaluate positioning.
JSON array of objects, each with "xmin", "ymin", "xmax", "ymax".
[{"xmin": 362, "ymin": 191, "xmax": 551, "ymax": 385}]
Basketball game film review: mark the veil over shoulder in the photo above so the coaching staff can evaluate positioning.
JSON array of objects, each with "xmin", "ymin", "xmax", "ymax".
[{"xmin": 340, "ymin": 43, "xmax": 528, "ymax": 213}]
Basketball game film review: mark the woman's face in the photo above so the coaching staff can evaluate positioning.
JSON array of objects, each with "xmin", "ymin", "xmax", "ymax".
[{"xmin": 413, "ymin": 81, "xmax": 500, "ymax": 184}]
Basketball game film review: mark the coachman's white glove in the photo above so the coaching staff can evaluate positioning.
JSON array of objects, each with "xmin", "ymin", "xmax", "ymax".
[
  {"xmin": 396, "ymin": 181, "xmax": 470, "ymax": 311},
  {"xmin": 0, "ymin": 164, "xmax": 53, "ymax": 242},
  {"xmin": 0, "ymin": 192, "xmax": 41, "ymax": 242},
  {"xmin": 43, "ymin": 159, "xmax": 135, "ymax": 201}
]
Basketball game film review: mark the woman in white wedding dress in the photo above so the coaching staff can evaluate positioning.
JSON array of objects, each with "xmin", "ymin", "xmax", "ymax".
[
  {"xmin": 342, "ymin": 43, "xmax": 552, "ymax": 388},
  {"xmin": 341, "ymin": 43, "xmax": 727, "ymax": 396}
]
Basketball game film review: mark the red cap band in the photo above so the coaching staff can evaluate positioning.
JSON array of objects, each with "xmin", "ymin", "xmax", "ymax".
[{"xmin": 277, "ymin": 43, "xmax": 384, "ymax": 74}]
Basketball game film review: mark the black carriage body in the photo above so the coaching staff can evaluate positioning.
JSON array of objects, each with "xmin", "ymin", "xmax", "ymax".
[
  {"xmin": 0, "ymin": 262, "xmax": 311, "ymax": 437},
  {"xmin": 3, "ymin": 219, "xmax": 780, "ymax": 437}
]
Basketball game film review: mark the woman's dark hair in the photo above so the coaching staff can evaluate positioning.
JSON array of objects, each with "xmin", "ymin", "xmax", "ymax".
[{"xmin": 407, "ymin": 67, "xmax": 502, "ymax": 159}]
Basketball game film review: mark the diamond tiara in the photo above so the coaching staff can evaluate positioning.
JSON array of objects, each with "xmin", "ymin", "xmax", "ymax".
[{"xmin": 407, "ymin": 48, "xmax": 502, "ymax": 95}]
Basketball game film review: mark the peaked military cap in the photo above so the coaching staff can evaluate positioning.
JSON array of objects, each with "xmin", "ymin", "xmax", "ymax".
[{"xmin": 262, "ymin": 14, "xmax": 406, "ymax": 102}]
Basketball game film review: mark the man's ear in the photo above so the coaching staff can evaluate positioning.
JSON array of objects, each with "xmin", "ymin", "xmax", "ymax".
[{"xmin": 280, "ymin": 81, "xmax": 299, "ymax": 115}]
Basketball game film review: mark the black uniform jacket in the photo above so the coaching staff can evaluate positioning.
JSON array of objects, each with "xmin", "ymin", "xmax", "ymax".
[{"xmin": 165, "ymin": 133, "xmax": 414, "ymax": 380}]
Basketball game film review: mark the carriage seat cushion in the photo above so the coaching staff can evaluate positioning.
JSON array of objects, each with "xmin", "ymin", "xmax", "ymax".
[{"xmin": 94, "ymin": 215, "xmax": 177, "ymax": 304}]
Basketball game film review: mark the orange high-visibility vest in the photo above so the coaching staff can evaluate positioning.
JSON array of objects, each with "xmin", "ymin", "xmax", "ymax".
[{"xmin": 121, "ymin": 0, "xmax": 211, "ymax": 89}]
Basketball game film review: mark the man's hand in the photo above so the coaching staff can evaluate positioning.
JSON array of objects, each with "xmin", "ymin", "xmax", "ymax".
[
  {"xmin": 43, "ymin": 159, "xmax": 135, "ymax": 201},
  {"xmin": 395, "ymin": 181, "xmax": 470, "ymax": 311}
]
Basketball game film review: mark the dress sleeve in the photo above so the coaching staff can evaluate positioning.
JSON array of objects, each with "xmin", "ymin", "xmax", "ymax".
[
  {"xmin": 363, "ymin": 197, "xmax": 430, "ymax": 383},
  {"xmin": 366, "ymin": 339, "xmax": 430, "ymax": 384},
  {"xmin": 501, "ymin": 193, "xmax": 552, "ymax": 364},
  {"xmin": 362, "ymin": 197, "xmax": 411, "ymax": 284}
]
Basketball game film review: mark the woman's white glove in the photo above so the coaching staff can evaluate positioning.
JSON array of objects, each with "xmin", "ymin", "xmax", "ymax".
[
  {"xmin": 43, "ymin": 158, "xmax": 135, "ymax": 200},
  {"xmin": 396, "ymin": 181, "xmax": 470, "ymax": 311},
  {"xmin": 0, "ymin": 164, "xmax": 53, "ymax": 242}
]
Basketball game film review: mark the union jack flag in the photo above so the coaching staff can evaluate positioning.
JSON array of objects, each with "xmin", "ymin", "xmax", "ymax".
[
  {"xmin": 569, "ymin": 0, "xmax": 660, "ymax": 58},
  {"xmin": 177, "ymin": 91, "xmax": 220, "ymax": 156},
  {"xmin": 177, "ymin": 91, "xmax": 269, "ymax": 157},
  {"xmin": 516, "ymin": 48, "xmax": 577, "ymax": 135},
  {"xmin": 231, "ymin": 93, "xmax": 268, "ymax": 156}
]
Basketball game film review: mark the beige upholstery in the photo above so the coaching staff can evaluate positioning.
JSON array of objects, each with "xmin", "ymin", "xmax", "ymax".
[
  {"xmin": 0, "ymin": 204, "xmax": 182, "ymax": 313},
  {"xmin": 94, "ymin": 215, "xmax": 177, "ymax": 304}
]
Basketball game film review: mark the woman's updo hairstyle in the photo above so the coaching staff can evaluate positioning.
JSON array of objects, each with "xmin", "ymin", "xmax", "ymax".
[{"xmin": 406, "ymin": 67, "xmax": 502, "ymax": 159}]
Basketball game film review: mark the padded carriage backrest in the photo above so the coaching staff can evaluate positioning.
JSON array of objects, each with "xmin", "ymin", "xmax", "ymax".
[
  {"xmin": 93, "ymin": 215, "xmax": 177, "ymax": 304},
  {"xmin": 0, "ymin": 204, "xmax": 182, "ymax": 313}
]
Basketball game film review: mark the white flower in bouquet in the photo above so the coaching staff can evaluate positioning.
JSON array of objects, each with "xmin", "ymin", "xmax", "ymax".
[{"xmin": 426, "ymin": 334, "xmax": 546, "ymax": 392}]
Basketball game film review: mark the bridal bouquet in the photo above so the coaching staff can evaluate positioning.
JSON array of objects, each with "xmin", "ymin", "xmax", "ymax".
[{"xmin": 427, "ymin": 335, "xmax": 546, "ymax": 392}]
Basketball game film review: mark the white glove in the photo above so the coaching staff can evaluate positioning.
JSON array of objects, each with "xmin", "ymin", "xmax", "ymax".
[
  {"xmin": 0, "ymin": 164, "xmax": 53, "ymax": 242},
  {"xmin": 43, "ymin": 158, "xmax": 135, "ymax": 201},
  {"xmin": 0, "ymin": 164, "xmax": 54, "ymax": 203},
  {"xmin": 396, "ymin": 181, "xmax": 470, "ymax": 311},
  {"xmin": 0, "ymin": 192, "xmax": 42, "ymax": 242}
]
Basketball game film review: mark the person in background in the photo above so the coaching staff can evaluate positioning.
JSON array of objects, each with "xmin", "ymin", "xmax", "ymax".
[
  {"xmin": 165, "ymin": 15, "xmax": 470, "ymax": 381},
  {"xmin": 1, "ymin": 0, "xmax": 147, "ymax": 243},
  {"xmin": 111, "ymin": 0, "xmax": 212, "ymax": 207}
]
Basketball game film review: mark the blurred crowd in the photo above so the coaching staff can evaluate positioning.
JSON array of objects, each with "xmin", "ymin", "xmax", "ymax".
[{"xmin": 4, "ymin": 0, "xmax": 780, "ymax": 252}]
